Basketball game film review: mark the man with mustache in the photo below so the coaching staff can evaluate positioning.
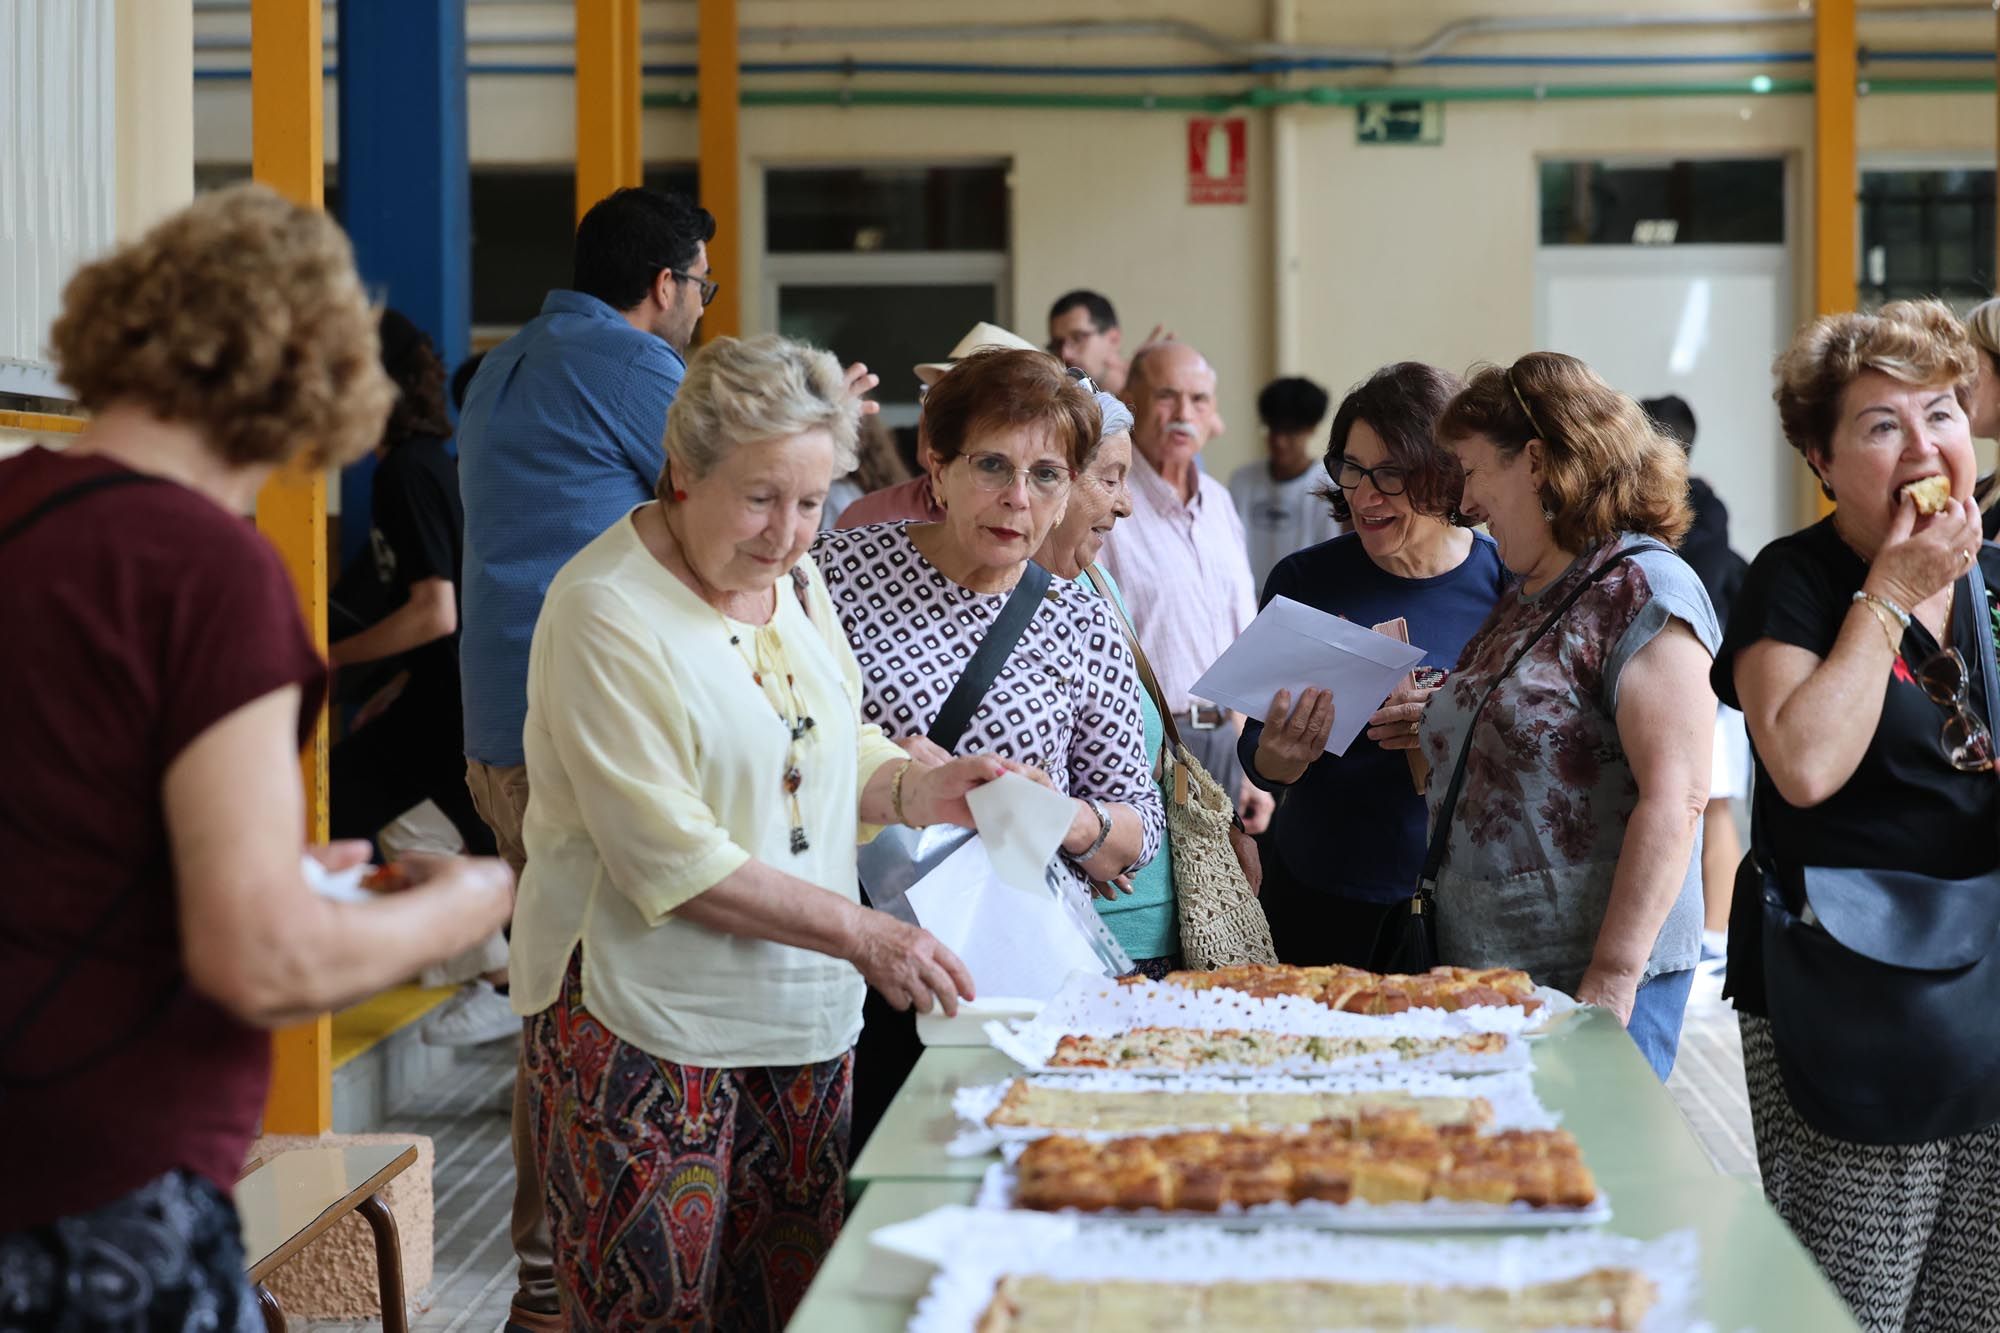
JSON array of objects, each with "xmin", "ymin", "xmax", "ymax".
[{"xmin": 1099, "ymin": 341, "xmax": 1273, "ymax": 833}]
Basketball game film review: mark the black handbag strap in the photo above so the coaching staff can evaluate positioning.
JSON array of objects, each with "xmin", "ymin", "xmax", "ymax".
[
  {"xmin": 1419, "ymin": 541, "xmax": 1665, "ymax": 885},
  {"xmin": 0, "ymin": 470, "xmax": 163, "ymax": 548},
  {"xmin": 0, "ymin": 468, "xmax": 176, "ymax": 1090},
  {"xmin": 925, "ymin": 561, "xmax": 1053, "ymax": 751},
  {"xmin": 1966, "ymin": 552, "xmax": 2000, "ymax": 746}
]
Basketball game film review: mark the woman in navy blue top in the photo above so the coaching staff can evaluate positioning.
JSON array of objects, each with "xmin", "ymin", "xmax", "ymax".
[{"xmin": 1240, "ymin": 362, "xmax": 1510, "ymax": 968}]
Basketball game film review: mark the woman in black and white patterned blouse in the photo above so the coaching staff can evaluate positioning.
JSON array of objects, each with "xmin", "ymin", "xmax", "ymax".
[{"xmin": 813, "ymin": 349, "xmax": 1166, "ymax": 1146}]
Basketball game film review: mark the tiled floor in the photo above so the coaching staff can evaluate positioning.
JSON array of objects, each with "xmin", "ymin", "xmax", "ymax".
[{"xmin": 303, "ymin": 975, "xmax": 1759, "ymax": 1332}]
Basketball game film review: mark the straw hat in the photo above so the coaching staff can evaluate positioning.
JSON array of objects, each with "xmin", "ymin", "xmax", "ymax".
[{"xmin": 913, "ymin": 320, "xmax": 1041, "ymax": 386}]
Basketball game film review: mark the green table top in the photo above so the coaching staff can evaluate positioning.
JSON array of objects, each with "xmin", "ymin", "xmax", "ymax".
[
  {"xmin": 790, "ymin": 1175, "xmax": 1859, "ymax": 1331},
  {"xmin": 808, "ymin": 1006, "xmax": 1861, "ymax": 1331},
  {"xmin": 850, "ymin": 1007, "xmax": 1717, "ymax": 1193}
]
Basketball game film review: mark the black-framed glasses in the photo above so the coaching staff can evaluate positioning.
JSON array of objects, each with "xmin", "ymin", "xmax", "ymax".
[
  {"xmin": 1332, "ymin": 458, "xmax": 1409, "ymax": 497},
  {"xmin": 664, "ymin": 268, "xmax": 719, "ymax": 306},
  {"xmin": 1915, "ymin": 646, "xmax": 1996, "ymax": 772},
  {"xmin": 960, "ymin": 451, "xmax": 1075, "ymax": 498}
]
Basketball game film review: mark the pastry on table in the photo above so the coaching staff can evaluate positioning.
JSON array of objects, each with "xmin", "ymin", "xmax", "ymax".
[
  {"xmin": 974, "ymin": 1267, "xmax": 1655, "ymax": 1331},
  {"xmin": 1046, "ymin": 1026, "xmax": 1510, "ymax": 1072},
  {"xmin": 1011, "ymin": 1123, "xmax": 1599, "ymax": 1214},
  {"xmin": 1139, "ymin": 963, "xmax": 1545, "ymax": 1015},
  {"xmin": 985, "ymin": 1079, "xmax": 1493, "ymax": 1135}
]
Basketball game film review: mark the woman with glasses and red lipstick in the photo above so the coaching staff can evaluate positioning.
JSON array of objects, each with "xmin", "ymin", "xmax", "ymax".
[
  {"xmin": 1240, "ymin": 363, "xmax": 1509, "ymax": 972},
  {"xmin": 1716, "ymin": 300, "xmax": 2000, "ymax": 1331},
  {"xmin": 813, "ymin": 348, "xmax": 1164, "ymax": 1149}
]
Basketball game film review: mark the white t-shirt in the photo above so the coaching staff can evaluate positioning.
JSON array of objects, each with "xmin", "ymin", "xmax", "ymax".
[
  {"xmin": 1228, "ymin": 461, "xmax": 1342, "ymax": 596},
  {"xmin": 510, "ymin": 510, "xmax": 906, "ymax": 1066}
]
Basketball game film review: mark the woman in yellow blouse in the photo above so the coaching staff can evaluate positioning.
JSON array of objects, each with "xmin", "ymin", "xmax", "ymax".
[{"xmin": 508, "ymin": 334, "xmax": 1019, "ymax": 1331}]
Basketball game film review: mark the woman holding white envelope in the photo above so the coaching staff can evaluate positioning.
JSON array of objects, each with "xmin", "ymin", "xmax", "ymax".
[
  {"xmin": 1239, "ymin": 363, "xmax": 1509, "ymax": 971},
  {"xmin": 508, "ymin": 335, "xmax": 1027, "ymax": 1330}
]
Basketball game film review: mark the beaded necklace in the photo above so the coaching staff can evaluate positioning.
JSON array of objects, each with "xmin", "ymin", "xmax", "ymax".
[{"xmin": 662, "ymin": 511, "xmax": 817, "ymax": 854}]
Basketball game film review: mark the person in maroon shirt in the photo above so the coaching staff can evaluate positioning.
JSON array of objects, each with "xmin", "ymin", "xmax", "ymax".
[{"xmin": 0, "ymin": 186, "xmax": 516, "ymax": 1330}]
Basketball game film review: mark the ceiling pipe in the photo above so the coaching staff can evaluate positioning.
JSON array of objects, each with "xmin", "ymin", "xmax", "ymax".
[{"xmin": 186, "ymin": 6, "xmax": 1999, "ymax": 67}]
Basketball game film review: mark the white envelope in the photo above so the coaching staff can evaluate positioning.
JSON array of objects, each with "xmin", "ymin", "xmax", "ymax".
[
  {"xmin": 1190, "ymin": 595, "xmax": 1428, "ymax": 756},
  {"xmin": 965, "ymin": 770, "xmax": 1076, "ymax": 898},
  {"xmin": 904, "ymin": 840, "xmax": 1113, "ymax": 1001}
]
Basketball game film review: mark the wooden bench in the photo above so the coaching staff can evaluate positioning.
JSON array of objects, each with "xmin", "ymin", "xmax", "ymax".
[{"xmin": 237, "ymin": 1143, "xmax": 417, "ymax": 1333}]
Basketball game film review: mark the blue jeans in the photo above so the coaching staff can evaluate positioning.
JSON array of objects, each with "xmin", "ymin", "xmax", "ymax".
[{"xmin": 1626, "ymin": 967, "xmax": 1696, "ymax": 1081}]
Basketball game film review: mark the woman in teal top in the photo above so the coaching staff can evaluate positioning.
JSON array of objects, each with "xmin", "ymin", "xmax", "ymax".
[{"xmin": 1033, "ymin": 388, "xmax": 1178, "ymax": 971}]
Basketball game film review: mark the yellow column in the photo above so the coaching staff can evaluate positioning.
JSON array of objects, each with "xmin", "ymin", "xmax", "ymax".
[
  {"xmin": 575, "ymin": 0, "xmax": 643, "ymax": 224},
  {"xmin": 252, "ymin": 0, "xmax": 333, "ymax": 1138},
  {"xmin": 697, "ymin": 0, "xmax": 741, "ymax": 340},
  {"xmin": 1811, "ymin": 0, "xmax": 1857, "ymax": 520}
]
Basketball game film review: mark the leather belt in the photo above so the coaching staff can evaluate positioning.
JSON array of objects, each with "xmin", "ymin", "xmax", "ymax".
[{"xmin": 1181, "ymin": 705, "xmax": 1228, "ymax": 730}]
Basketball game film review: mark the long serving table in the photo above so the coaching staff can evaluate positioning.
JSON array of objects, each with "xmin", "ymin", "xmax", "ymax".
[{"xmin": 790, "ymin": 1008, "xmax": 1863, "ymax": 1331}]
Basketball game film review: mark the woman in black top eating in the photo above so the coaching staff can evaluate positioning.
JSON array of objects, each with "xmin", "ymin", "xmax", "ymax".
[{"xmin": 1715, "ymin": 299, "xmax": 2000, "ymax": 1333}]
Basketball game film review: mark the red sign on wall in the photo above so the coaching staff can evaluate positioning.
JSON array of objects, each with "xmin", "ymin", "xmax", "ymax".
[{"xmin": 1187, "ymin": 117, "xmax": 1247, "ymax": 205}]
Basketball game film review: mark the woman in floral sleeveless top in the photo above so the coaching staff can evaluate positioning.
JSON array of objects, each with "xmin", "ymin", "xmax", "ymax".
[{"xmin": 1415, "ymin": 354, "xmax": 1719, "ymax": 1081}]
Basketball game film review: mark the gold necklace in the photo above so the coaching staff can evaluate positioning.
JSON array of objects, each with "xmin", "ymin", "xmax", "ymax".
[{"xmin": 662, "ymin": 508, "xmax": 817, "ymax": 855}]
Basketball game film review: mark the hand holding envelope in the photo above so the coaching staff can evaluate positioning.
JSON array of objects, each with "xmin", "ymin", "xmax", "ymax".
[{"xmin": 1191, "ymin": 596, "xmax": 1426, "ymax": 758}]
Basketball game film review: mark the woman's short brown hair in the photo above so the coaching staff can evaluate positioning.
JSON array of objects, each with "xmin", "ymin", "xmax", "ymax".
[
  {"xmin": 1774, "ymin": 299, "xmax": 1979, "ymax": 481},
  {"xmin": 1438, "ymin": 352, "xmax": 1692, "ymax": 551},
  {"xmin": 50, "ymin": 184, "xmax": 393, "ymax": 471},
  {"xmin": 1322, "ymin": 361, "xmax": 1467, "ymax": 524},
  {"xmin": 920, "ymin": 348, "xmax": 1101, "ymax": 472}
]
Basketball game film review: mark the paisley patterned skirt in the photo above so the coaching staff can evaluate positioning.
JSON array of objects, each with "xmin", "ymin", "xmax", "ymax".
[{"xmin": 523, "ymin": 953, "xmax": 852, "ymax": 1332}]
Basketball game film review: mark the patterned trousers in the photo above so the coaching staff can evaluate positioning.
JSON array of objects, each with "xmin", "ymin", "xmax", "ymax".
[
  {"xmin": 0, "ymin": 1171, "xmax": 260, "ymax": 1333},
  {"xmin": 1741, "ymin": 1014, "xmax": 2000, "ymax": 1333},
  {"xmin": 523, "ymin": 954, "xmax": 852, "ymax": 1332}
]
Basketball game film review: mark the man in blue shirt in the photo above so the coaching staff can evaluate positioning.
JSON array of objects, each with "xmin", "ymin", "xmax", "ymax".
[{"xmin": 455, "ymin": 185, "xmax": 715, "ymax": 1333}]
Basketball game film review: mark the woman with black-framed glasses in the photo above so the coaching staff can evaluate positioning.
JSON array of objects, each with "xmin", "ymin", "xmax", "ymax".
[
  {"xmin": 1239, "ymin": 362, "xmax": 1510, "ymax": 972},
  {"xmin": 1716, "ymin": 300, "xmax": 2000, "ymax": 1331}
]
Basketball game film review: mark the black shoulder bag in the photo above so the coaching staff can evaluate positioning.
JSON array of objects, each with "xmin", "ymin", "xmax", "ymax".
[
  {"xmin": 0, "ymin": 471, "xmax": 176, "ymax": 1096},
  {"xmin": 849, "ymin": 560, "xmax": 1052, "ymax": 1156},
  {"xmin": 1373, "ymin": 543, "xmax": 1664, "ymax": 974},
  {"xmin": 1755, "ymin": 555, "xmax": 2000, "ymax": 1145}
]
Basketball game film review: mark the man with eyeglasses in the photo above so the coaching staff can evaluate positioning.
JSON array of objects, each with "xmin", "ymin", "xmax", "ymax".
[{"xmin": 1099, "ymin": 340, "xmax": 1274, "ymax": 834}]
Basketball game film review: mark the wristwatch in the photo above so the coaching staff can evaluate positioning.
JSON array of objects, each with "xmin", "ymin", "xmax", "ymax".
[{"xmin": 1066, "ymin": 795, "xmax": 1113, "ymax": 863}]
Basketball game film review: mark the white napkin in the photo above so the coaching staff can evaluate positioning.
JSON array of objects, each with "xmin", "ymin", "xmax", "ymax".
[
  {"xmin": 965, "ymin": 770, "xmax": 1076, "ymax": 897},
  {"xmin": 302, "ymin": 854, "xmax": 371, "ymax": 902}
]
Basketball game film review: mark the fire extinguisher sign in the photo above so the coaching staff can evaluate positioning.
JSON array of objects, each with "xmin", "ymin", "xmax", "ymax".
[{"xmin": 1186, "ymin": 117, "xmax": 1247, "ymax": 205}]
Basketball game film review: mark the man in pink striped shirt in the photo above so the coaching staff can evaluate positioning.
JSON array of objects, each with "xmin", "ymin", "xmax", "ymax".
[{"xmin": 1099, "ymin": 342, "xmax": 1274, "ymax": 832}]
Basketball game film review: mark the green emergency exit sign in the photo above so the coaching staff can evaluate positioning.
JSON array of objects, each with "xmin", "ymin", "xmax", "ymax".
[{"xmin": 1356, "ymin": 100, "xmax": 1443, "ymax": 145}]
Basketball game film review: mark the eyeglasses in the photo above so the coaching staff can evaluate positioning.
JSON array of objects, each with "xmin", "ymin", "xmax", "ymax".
[
  {"xmin": 663, "ymin": 268, "xmax": 719, "ymax": 306},
  {"xmin": 961, "ymin": 451, "xmax": 1075, "ymax": 498},
  {"xmin": 1915, "ymin": 646, "xmax": 1996, "ymax": 772},
  {"xmin": 1333, "ymin": 459, "xmax": 1410, "ymax": 497}
]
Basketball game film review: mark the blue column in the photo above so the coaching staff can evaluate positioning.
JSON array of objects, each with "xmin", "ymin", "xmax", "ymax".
[{"xmin": 335, "ymin": 0, "xmax": 470, "ymax": 570}]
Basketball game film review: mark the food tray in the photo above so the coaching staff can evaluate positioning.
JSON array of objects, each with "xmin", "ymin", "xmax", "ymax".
[
  {"xmin": 947, "ymin": 1069, "xmax": 1555, "ymax": 1155},
  {"xmin": 878, "ymin": 1211, "xmax": 1706, "ymax": 1332},
  {"xmin": 986, "ymin": 976, "xmax": 1532, "ymax": 1076},
  {"xmin": 971, "ymin": 1157, "xmax": 1612, "ymax": 1231}
]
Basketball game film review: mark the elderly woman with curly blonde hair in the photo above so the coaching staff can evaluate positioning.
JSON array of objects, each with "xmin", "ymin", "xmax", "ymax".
[
  {"xmin": 1417, "ymin": 353, "xmax": 1719, "ymax": 1082},
  {"xmin": 510, "ymin": 333, "xmax": 1023, "ymax": 1330},
  {"xmin": 0, "ymin": 186, "xmax": 516, "ymax": 1326},
  {"xmin": 1716, "ymin": 300, "xmax": 2000, "ymax": 1332}
]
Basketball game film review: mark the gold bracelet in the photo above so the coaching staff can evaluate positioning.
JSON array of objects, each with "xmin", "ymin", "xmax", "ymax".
[
  {"xmin": 891, "ymin": 760, "xmax": 916, "ymax": 827},
  {"xmin": 1855, "ymin": 597, "xmax": 1905, "ymax": 656}
]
